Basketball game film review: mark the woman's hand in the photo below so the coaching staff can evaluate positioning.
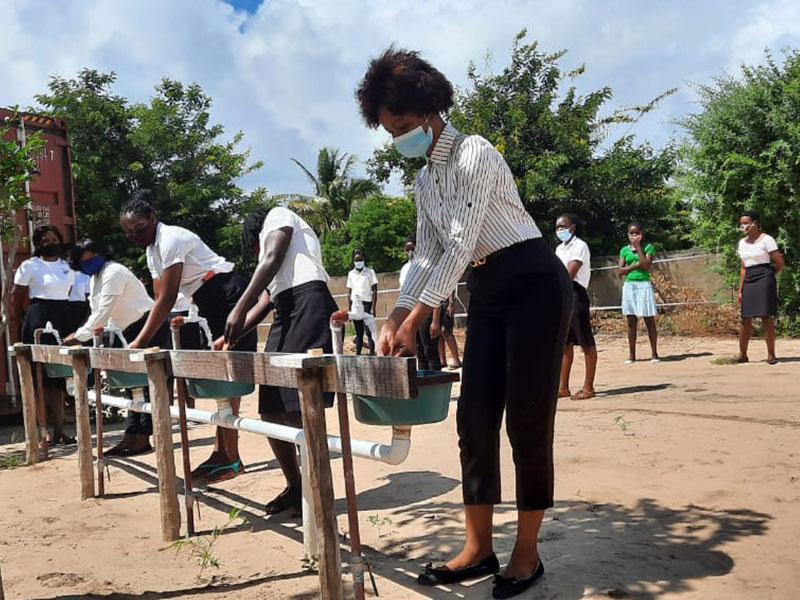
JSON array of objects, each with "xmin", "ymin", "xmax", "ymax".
[
  {"xmin": 377, "ymin": 319, "xmax": 399, "ymax": 356},
  {"xmin": 212, "ymin": 336, "xmax": 231, "ymax": 351},
  {"xmin": 127, "ymin": 338, "xmax": 143, "ymax": 350},
  {"xmin": 430, "ymin": 321, "xmax": 441, "ymax": 339},
  {"xmin": 390, "ymin": 321, "xmax": 418, "ymax": 357},
  {"xmin": 737, "ymin": 290, "xmax": 743, "ymax": 306}
]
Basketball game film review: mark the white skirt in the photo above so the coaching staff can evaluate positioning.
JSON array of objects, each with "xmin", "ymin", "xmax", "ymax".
[{"xmin": 621, "ymin": 280, "xmax": 657, "ymax": 317}]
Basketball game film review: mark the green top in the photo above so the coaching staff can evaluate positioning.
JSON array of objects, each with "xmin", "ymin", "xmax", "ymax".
[{"xmin": 620, "ymin": 243, "xmax": 656, "ymax": 281}]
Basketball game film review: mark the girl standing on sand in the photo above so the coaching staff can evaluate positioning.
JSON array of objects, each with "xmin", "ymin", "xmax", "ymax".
[
  {"xmin": 618, "ymin": 222, "xmax": 659, "ymax": 364},
  {"xmin": 356, "ymin": 48, "xmax": 571, "ymax": 599},
  {"xmin": 736, "ymin": 210, "xmax": 784, "ymax": 364}
]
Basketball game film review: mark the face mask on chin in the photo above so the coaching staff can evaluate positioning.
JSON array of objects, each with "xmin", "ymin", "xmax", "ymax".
[{"xmin": 393, "ymin": 117, "xmax": 434, "ymax": 158}]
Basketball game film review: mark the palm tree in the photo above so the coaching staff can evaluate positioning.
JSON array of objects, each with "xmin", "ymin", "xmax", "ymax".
[{"xmin": 284, "ymin": 147, "xmax": 380, "ymax": 236}]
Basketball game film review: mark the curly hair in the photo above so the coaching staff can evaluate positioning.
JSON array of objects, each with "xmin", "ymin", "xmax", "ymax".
[
  {"xmin": 356, "ymin": 47, "xmax": 454, "ymax": 128},
  {"xmin": 32, "ymin": 224, "xmax": 64, "ymax": 253},
  {"xmin": 69, "ymin": 238, "xmax": 113, "ymax": 271}
]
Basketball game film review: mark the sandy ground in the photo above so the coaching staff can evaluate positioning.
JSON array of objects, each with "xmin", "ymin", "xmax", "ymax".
[{"xmin": 0, "ymin": 334, "xmax": 799, "ymax": 600}]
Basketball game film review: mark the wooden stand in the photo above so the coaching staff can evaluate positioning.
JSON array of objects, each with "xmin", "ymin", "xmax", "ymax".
[
  {"xmin": 11, "ymin": 345, "xmax": 39, "ymax": 465},
  {"xmin": 142, "ymin": 350, "xmax": 181, "ymax": 542},
  {"xmin": 92, "ymin": 329, "xmax": 106, "ymax": 498},
  {"xmin": 67, "ymin": 349, "xmax": 95, "ymax": 500}
]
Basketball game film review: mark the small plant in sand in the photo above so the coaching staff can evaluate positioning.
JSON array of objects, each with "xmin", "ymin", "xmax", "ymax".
[
  {"xmin": 614, "ymin": 414, "xmax": 634, "ymax": 436},
  {"xmin": 367, "ymin": 514, "xmax": 392, "ymax": 539},
  {"xmin": 171, "ymin": 506, "xmax": 247, "ymax": 578},
  {"xmin": 712, "ymin": 356, "xmax": 739, "ymax": 365},
  {"xmin": 0, "ymin": 452, "xmax": 24, "ymax": 470}
]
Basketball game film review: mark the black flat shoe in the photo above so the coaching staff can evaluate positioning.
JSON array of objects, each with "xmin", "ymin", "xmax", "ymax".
[
  {"xmin": 492, "ymin": 561, "xmax": 545, "ymax": 599},
  {"xmin": 265, "ymin": 487, "xmax": 302, "ymax": 516},
  {"xmin": 417, "ymin": 553, "xmax": 499, "ymax": 586}
]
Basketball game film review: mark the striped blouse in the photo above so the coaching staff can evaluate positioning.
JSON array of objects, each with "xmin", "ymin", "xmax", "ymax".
[{"xmin": 396, "ymin": 123, "xmax": 542, "ymax": 310}]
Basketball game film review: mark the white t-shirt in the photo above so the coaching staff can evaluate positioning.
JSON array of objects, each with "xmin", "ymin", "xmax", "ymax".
[
  {"xmin": 74, "ymin": 262, "xmax": 154, "ymax": 342},
  {"xmin": 69, "ymin": 271, "xmax": 91, "ymax": 301},
  {"xmin": 258, "ymin": 207, "xmax": 328, "ymax": 298},
  {"xmin": 13, "ymin": 257, "xmax": 74, "ymax": 300},
  {"xmin": 555, "ymin": 236, "xmax": 591, "ymax": 289},
  {"xmin": 146, "ymin": 222, "xmax": 234, "ymax": 296},
  {"xmin": 399, "ymin": 262, "xmax": 411, "ymax": 288},
  {"xmin": 347, "ymin": 266, "xmax": 378, "ymax": 302},
  {"xmin": 738, "ymin": 234, "xmax": 779, "ymax": 268}
]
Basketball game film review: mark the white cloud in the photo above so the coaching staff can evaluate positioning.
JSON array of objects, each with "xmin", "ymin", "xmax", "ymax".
[{"xmin": 1, "ymin": 0, "xmax": 798, "ymax": 197}]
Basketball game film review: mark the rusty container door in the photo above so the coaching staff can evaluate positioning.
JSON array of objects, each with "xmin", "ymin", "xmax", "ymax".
[{"xmin": 0, "ymin": 109, "xmax": 77, "ymax": 413}]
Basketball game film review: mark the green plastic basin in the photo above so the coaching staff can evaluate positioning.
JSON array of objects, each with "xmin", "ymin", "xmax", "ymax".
[
  {"xmin": 106, "ymin": 370, "xmax": 149, "ymax": 389},
  {"xmin": 354, "ymin": 370, "xmax": 455, "ymax": 426},
  {"xmin": 44, "ymin": 363, "xmax": 77, "ymax": 379},
  {"xmin": 186, "ymin": 378, "xmax": 255, "ymax": 399}
]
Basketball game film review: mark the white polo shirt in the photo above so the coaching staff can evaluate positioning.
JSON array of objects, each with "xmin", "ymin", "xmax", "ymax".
[
  {"xmin": 69, "ymin": 271, "xmax": 91, "ymax": 301},
  {"xmin": 347, "ymin": 266, "xmax": 378, "ymax": 302},
  {"xmin": 74, "ymin": 262, "xmax": 154, "ymax": 342},
  {"xmin": 146, "ymin": 222, "xmax": 234, "ymax": 296},
  {"xmin": 555, "ymin": 235, "xmax": 591, "ymax": 289},
  {"xmin": 258, "ymin": 207, "xmax": 328, "ymax": 298},
  {"xmin": 13, "ymin": 257, "xmax": 74, "ymax": 300}
]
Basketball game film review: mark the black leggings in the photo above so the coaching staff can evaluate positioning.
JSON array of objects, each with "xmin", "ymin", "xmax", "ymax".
[
  {"xmin": 353, "ymin": 301, "xmax": 375, "ymax": 355},
  {"xmin": 458, "ymin": 239, "xmax": 572, "ymax": 511}
]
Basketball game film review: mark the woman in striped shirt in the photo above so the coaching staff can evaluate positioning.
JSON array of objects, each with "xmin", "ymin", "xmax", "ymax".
[{"xmin": 357, "ymin": 48, "xmax": 572, "ymax": 599}]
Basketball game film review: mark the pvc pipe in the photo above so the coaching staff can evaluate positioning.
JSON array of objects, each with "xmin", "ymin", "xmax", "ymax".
[{"xmin": 87, "ymin": 391, "xmax": 412, "ymax": 466}]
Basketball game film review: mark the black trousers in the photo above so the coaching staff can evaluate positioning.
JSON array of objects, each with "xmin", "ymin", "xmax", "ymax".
[
  {"xmin": 353, "ymin": 300, "xmax": 375, "ymax": 355},
  {"xmin": 416, "ymin": 313, "xmax": 442, "ymax": 371},
  {"xmin": 458, "ymin": 238, "xmax": 572, "ymax": 510}
]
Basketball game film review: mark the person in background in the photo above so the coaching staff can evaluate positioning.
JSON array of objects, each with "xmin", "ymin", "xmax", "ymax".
[
  {"xmin": 399, "ymin": 234, "xmax": 441, "ymax": 371},
  {"xmin": 433, "ymin": 291, "xmax": 461, "ymax": 370},
  {"xmin": 63, "ymin": 239, "xmax": 169, "ymax": 455},
  {"xmin": 221, "ymin": 207, "xmax": 337, "ymax": 517},
  {"xmin": 11, "ymin": 225, "xmax": 75, "ymax": 445},
  {"xmin": 67, "ymin": 266, "xmax": 91, "ymax": 333},
  {"xmin": 346, "ymin": 249, "xmax": 378, "ymax": 355},
  {"xmin": 618, "ymin": 221, "xmax": 659, "ymax": 364},
  {"xmin": 358, "ymin": 48, "xmax": 571, "ymax": 598},
  {"xmin": 555, "ymin": 214, "xmax": 597, "ymax": 400},
  {"xmin": 119, "ymin": 190, "xmax": 257, "ymax": 483},
  {"xmin": 736, "ymin": 210, "xmax": 784, "ymax": 364}
]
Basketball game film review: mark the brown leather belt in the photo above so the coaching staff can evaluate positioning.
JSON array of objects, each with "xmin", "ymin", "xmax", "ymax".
[{"xmin": 469, "ymin": 245, "xmax": 513, "ymax": 268}]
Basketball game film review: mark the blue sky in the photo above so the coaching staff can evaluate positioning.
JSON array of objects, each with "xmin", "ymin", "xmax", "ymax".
[{"xmin": 2, "ymin": 0, "xmax": 799, "ymax": 197}]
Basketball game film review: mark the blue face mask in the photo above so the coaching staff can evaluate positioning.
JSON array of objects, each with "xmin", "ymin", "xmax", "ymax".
[
  {"xmin": 354, "ymin": 260, "xmax": 365, "ymax": 270},
  {"xmin": 80, "ymin": 255, "xmax": 106, "ymax": 275},
  {"xmin": 556, "ymin": 228, "xmax": 573, "ymax": 243},
  {"xmin": 393, "ymin": 118, "xmax": 434, "ymax": 158}
]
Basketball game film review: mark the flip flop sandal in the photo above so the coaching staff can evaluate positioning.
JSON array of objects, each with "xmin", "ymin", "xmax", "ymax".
[
  {"xmin": 571, "ymin": 389, "xmax": 596, "ymax": 400},
  {"xmin": 265, "ymin": 487, "xmax": 302, "ymax": 516},
  {"xmin": 191, "ymin": 462, "xmax": 223, "ymax": 480},
  {"xmin": 57, "ymin": 435, "xmax": 77, "ymax": 445},
  {"xmin": 121, "ymin": 444, "xmax": 153, "ymax": 457},
  {"xmin": 201, "ymin": 461, "xmax": 244, "ymax": 485}
]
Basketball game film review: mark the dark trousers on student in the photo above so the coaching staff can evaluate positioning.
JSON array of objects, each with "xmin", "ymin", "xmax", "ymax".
[
  {"xmin": 416, "ymin": 313, "xmax": 442, "ymax": 371},
  {"xmin": 458, "ymin": 238, "xmax": 572, "ymax": 510},
  {"xmin": 353, "ymin": 301, "xmax": 375, "ymax": 355}
]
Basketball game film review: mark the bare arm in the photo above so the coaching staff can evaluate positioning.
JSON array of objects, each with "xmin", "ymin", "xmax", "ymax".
[
  {"xmin": 129, "ymin": 263, "xmax": 183, "ymax": 348},
  {"xmin": 566, "ymin": 260, "xmax": 582, "ymax": 281},
  {"xmin": 738, "ymin": 259, "xmax": 746, "ymax": 305},
  {"xmin": 770, "ymin": 250, "xmax": 785, "ymax": 274},
  {"xmin": 11, "ymin": 284, "xmax": 28, "ymax": 322},
  {"xmin": 371, "ymin": 283, "xmax": 378, "ymax": 315}
]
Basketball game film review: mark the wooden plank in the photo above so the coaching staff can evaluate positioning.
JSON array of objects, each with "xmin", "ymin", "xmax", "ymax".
[
  {"xmin": 71, "ymin": 353, "xmax": 95, "ymax": 500},
  {"xmin": 146, "ymin": 356, "xmax": 181, "ymax": 542},
  {"xmin": 30, "ymin": 345, "xmax": 76, "ymax": 366},
  {"xmin": 269, "ymin": 353, "xmax": 336, "ymax": 369},
  {"xmin": 92, "ymin": 331, "xmax": 105, "ymax": 498},
  {"xmin": 297, "ymin": 367, "xmax": 343, "ymax": 600},
  {"xmin": 167, "ymin": 350, "xmax": 419, "ymax": 398},
  {"xmin": 87, "ymin": 348, "xmax": 149, "ymax": 373},
  {"xmin": 13, "ymin": 345, "xmax": 39, "ymax": 465}
]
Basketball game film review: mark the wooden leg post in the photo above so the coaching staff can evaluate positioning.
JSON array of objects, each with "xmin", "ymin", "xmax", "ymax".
[
  {"xmin": 72, "ymin": 354, "xmax": 95, "ymax": 500},
  {"xmin": 13, "ymin": 345, "xmax": 39, "ymax": 465},
  {"xmin": 146, "ymin": 355, "xmax": 181, "ymax": 542},
  {"xmin": 0, "ymin": 556, "xmax": 5, "ymax": 600},
  {"xmin": 297, "ymin": 367, "xmax": 343, "ymax": 600}
]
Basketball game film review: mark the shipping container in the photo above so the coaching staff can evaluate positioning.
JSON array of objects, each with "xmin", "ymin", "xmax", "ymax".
[{"xmin": 0, "ymin": 108, "xmax": 77, "ymax": 415}]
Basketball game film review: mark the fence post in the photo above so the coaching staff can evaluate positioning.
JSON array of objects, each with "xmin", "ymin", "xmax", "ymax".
[
  {"xmin": 12, "ymin": 345, "xmax": 39, "ymax": 465},
  {"xmin": 296, "ymin": 366, "xmax": 343, "ymax": 600},
  {"xmin": 70, "ymin": 350, "xmax": 95, "ymax": 500},
  {"xmin": 144, "ymin": 352, "xmax": 181, "ymax": 542}
]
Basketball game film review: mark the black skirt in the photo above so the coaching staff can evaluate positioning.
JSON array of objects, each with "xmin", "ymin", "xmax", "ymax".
[
  {"xmin": 260, "ymin": 280, "xmax": 337, "ymax": 414},
  {"xmin": 190, "ymin": 271, "xmax": 258, "ymax": 352},
  {"xmin": 566, "ymin": 282, "xmax": 595, "ymax": 347},
  {"xmin": 21, "ymin": 298, "xmax": 74, "ymax": 344},
  {"xmin": 741, "ymin": 264, "xmax": 778, "ymax": 318}
]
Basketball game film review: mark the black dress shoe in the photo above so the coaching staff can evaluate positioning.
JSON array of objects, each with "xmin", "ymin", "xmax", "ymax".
[
  {"xmin": 492, "ymin": 560, "xmax": 545, "ymax": 599},
  {"xmin": 417, "ymin": 553, "xmax": 499, "ymax": 586}
]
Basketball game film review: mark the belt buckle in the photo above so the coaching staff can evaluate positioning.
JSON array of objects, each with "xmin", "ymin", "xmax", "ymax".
[{"xmin": 470, "ymin": 257, "xmax": 487, "ymax": 267}]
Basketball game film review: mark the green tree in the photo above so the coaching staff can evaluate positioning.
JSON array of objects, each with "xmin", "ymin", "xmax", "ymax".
[
  {"xmin": 34, "ymin": 69, "xmax": 263, "ymax": 276},
  {"xmin": 678, "ymin": 49, "xmax": 800, "ymax": 331},
  {"xmin": 0, "ymin": 108, "xmax": 45, "ymax": 339},
  {"xmin": 321, "ymin": 195, "xmax": 416, "ymax": 276},
  {"xmin": 287, "ymin": 147, "xmax": 380, "ymax": 236},
  {"xmin": 368, "ymin": 31, "xmax": 683, "ymax": 256}
]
